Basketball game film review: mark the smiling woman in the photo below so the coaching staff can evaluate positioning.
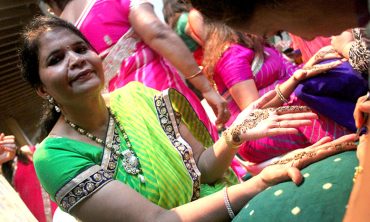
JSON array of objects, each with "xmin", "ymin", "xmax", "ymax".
[
  {"xmin": 36, "ymin": 28, "xmax": 104, "ymax": 102},
  {"xmin": 18, "ymin": 16, "xmax": 358, "ymax": 222}
]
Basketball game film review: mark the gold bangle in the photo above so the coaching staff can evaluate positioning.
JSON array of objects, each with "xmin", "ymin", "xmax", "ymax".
[
  {"xmin": 275, "ymin": 84, "xmax": 289, "ymax": 103},
  {"xmin": 185, "ymin": 66, "xmax": 203, "ymax": 80}
]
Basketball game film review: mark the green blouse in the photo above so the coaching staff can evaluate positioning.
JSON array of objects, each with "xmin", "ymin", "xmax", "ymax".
[{"xmin": 34, "ymin": 82, "xmax": 237, "ymax": 212}]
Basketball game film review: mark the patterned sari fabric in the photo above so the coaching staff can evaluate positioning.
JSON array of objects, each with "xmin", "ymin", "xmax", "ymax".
[
  {"xmin": 33, "ymin": 82, "xmax": 237, "ymax": 213},
  {"xmin": 213, "ymin": 44, "xmax": 350, "ymax": 163},
  {"xmin": 74, "ymin": 0, "xmax": 217, "ymax": 140}
]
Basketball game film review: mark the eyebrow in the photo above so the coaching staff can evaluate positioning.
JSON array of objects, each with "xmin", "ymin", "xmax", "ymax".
[{"xmin": 45, "ymin": 40, "xmax": 87, "ymax": 61}]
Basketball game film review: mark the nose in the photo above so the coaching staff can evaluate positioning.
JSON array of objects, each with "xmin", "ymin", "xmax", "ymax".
[{"xmin": 68, "ymin": 51, "xmax": 85, "ymax": 69}]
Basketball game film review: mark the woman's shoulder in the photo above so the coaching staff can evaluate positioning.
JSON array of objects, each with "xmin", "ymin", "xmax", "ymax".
[
  {"xmin": 34, "ymin": 137, "xmax": 101, "ymax": 164},
  {"xmin": 222, "ymin": 44, "xmax": 254, "ymax": 59},
  {"xmin": 110, "ymin": 81, "xmax": 159, "ymax": 98},
  {"xmin": 218, "ymin": 44, "xmax": 255, "ymax": 66}
]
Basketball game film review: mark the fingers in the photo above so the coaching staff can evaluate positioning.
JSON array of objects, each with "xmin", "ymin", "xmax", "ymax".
[
  {"xmin": 287, "ymin": 167, "xmax": 303, "ymax": 185},
  {"xmin": 275, "ymin": 106, "xmax": 311, "ymax": 115},
  {"xmin": 272, "ymin": 119, "xmax": 313, "ymax": 130},
  {"xmin": 215, "ymin": 105, "xmax": 230, "ymax": 126},
  {"xmin": 308, "ymin": 136, "xmax": 333, "ymax": 148},
  {"xmin": 266, "ymin": 128, "xmax": 299, "ymax": 137},
  {"xmin": 294, "ymin": 134, "xmax": 357, "ymax": 169},
  {"xmin": 354, "ymin": 94, "xmax": 370, "ymax": 128},
  {"xmin": 306, "ymin": 60, "xmax": 342, "ymax": 76},
  {"xmin": 275, "ymin": 112, "xmax": 318, "ymax": 121}
]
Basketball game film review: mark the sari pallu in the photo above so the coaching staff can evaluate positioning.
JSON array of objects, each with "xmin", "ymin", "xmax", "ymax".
[{"xmin": 33, "ymin": 82, "xmax": 237, "ymax": 212}]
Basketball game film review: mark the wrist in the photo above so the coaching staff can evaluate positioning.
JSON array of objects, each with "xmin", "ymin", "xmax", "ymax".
[
  {"xmin": 222, "ymin": 128, "xmax": 242, "ymax": 149},
  {"xmin": 185, "ymin": 66, "xmax": 203, "ymax": 80},
  {"xmin": 254, "ymin": 174, "xmax": 271, "ymax": 191}
]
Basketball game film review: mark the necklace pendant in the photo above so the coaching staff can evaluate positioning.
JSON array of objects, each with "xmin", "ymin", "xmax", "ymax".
[
  {"xmin": 121, "ymin": 150, "xmax": 140, "ymax": 175},
  {"xmin": 139, "ymin": 174, "xmax": 145, "ymax": 184}
]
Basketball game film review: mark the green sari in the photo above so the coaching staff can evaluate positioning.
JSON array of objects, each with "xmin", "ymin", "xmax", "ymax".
[{"xmin": 34, "ymin": 82, "xmax": 237, "ymax": 212}]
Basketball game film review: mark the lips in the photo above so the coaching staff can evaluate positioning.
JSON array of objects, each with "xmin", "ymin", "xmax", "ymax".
[{"xmin": 69, "ymin": 69, "xmax": 93, "ymax": 84}]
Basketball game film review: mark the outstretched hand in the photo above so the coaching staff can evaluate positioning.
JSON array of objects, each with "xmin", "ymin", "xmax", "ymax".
[
  {"xmin": 257, "ymin": 134, "xmax": 357, "ymax": 187},
  {"xmin": 224, "ymin": 92, "xmax": 317, "ymax": 146},
  {"xmin": 294, "ymin": 59, "xmax": 343, "ymax": 82},
  {"xmin": 304, "ymin": 45, "xmax": 343, "ymax": 68}
]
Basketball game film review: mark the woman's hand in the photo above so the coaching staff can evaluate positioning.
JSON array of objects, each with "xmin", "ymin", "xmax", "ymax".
[
  {"xmin": 294, "ymin": 58, "xmax": 343, "ymax": 82},
  {"xmin": 353, "ymin": 93, "xmax": 370, "ymax": 165},
  {"xmin": 0, "ymin": 133, "xmax": 17, "ymax": 164},
  {"xmin": 304, "ymin": 45, "xmax": 343, "ymax": 68},
  {"xmin": 257, "ymin": 134, "xmax": 357, "ymax": 186},
  {"xmin": 223, "ymin": 91, "xmax": 317, "ymax": 146},
  {"xmin": 202, "ymin": 88, "xmax": 230, "ymax": 128}
]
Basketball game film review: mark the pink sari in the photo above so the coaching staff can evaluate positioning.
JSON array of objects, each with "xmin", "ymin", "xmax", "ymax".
[
  {"xmin": 13, "ymin": 146, "xmax": 57, "ymax": 222},
  {"xmin": 74, "ymin": 0, "xmax": 217, "ymax": 139}
]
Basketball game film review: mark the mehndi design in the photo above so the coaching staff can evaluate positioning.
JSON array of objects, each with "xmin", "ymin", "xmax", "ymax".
[
  {"xmin": 271, "ymin": 142, "xmax": 356, "ymax": 165},
  {"xmin": 223, "ymin": 106, "xmax": 309, "ymax": 148}
]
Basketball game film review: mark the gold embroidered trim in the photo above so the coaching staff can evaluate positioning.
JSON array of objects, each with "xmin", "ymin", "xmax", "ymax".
[{"xmin": 154, "ymin": 90, "xmax": 201, "ymax": 201}]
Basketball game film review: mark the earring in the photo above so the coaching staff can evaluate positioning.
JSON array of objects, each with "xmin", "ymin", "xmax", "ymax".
[{"xmin": 46, "ymin": 95, "xmax": 61, "ymax": 113}]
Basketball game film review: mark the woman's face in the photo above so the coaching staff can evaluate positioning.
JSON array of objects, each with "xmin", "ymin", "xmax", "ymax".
[{"xmin": 37, "ymin": 28, "xmax": 104, "ymax": 106}]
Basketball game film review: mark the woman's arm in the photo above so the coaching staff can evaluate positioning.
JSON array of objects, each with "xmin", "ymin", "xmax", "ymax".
[
  {"xmin": 184, "ymin": 91, "xmax": 317, "ymax": 183},
  {"xmin": 229, "ymin": 79, "xmax": 260, "ymax": 110},
  {"xmin": 262, "ymin": 45, "xmax": 344, "ymax": 109},
  {"xmin": 71, "ymin": 173, "xmax": 269, "ymax": 222},
  {"xmin": 129, "ymin": 3, "xmax": 229, "ymax": 125},
  {"xmin": 71, "ymin": 133, "xmax": 356, "ymax": 221}
]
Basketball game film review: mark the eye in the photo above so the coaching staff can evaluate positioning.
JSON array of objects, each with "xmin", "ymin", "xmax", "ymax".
[
  {"xmin": 47, "ymin": 53, "xmax": 64, "ymax": 66},
  {"xmin": 75, "ymin": 44, "xmax": 88, "ymax": 54}
]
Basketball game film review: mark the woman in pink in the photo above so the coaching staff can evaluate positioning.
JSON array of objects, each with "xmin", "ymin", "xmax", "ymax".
[
  {"xmin": 42, "ymin": 0, "xmax": 230, "ymax": 139},
  {"xmin": 202, "ymin": 24, "xmax": 350, "ymax": 167}
]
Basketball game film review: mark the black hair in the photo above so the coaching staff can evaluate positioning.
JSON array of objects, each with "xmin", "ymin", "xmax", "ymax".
[{"xmin": 19, "ymin": 15, "xmax": 93, "ymax": 140}]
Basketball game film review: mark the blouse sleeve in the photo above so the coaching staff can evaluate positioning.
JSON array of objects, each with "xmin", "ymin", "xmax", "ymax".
[
  {"xmin": 33, "ymin": 138, "xmax": 113, "ymax": 212},
  {"xmin": 349, "ymin": 28, "xmax": 370, "ymax": 73},
  {"xmin": 215, "ymin": 44, "xmax": 255, "ymax": 89}
]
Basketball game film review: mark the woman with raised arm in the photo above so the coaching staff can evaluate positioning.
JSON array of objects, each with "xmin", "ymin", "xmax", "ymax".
[{"xmin": 19, "ymin": 16, "xmax": 356, "ymax": 221}]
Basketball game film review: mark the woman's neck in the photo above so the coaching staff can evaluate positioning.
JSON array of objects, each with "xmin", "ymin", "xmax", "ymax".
[{"xmin": 58, "ymin": 95, "xmax": 110, "ymax": 139}]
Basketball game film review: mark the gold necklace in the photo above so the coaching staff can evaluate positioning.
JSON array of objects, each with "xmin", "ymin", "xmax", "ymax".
[{"xmin": 64, "ymin": 108, "xmax": 145, "ymax": 183}]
